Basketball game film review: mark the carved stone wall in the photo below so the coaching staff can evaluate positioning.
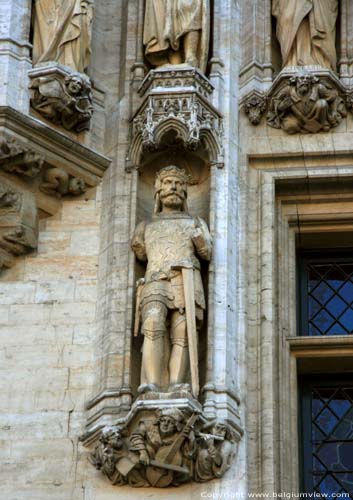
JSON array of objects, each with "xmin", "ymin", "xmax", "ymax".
[{"xmin": 3, "ymin": 0, "xmax": 353, "ymax": 499}]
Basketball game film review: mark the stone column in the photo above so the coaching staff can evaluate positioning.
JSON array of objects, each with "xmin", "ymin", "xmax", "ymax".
[
  {"xmin": 84, "ymin": 0, "xmax": 142, "ymax": 437},
  {"xmin": 0, "ymin": 0, "xmax": 32, "ymax": 112},
  {"xmin": 239, "ymin": 0, "xmax": 273, "ymax": 96},
  {"xmin": 339, "ymin": 0, "xmax": 353, "ymax": 87},
  {"xmin": 202, "ymin": 0, "xmax": 242, "ymax": 433}
]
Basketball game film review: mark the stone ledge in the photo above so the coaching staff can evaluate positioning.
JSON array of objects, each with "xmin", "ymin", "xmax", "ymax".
[
  {"xmin": 288, "ymin": 335, "xmax": 353, "ymax": 356},
  {"xmin": 0, "ymin": 106, "xmax": 111, "ymax": 185}
]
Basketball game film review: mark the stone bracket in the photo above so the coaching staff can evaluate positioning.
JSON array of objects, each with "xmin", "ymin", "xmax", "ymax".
[
  {"xmin": 29, "ymin": 63, "xmax": 93, "ymax": 133},
  {"xmin": 242, "ymin": 90, "xmax": 267, "ymax": 126},
  {"xmin": 84, "ymin": 392, "xmax": 241, "ymax": 488},
  {"xmin": 0, "ymin": 179, "xmax": 37, "ymax": 271},
  {"xmin": 243, "ymin": 68, "xmax": 351, "ymax": 132},
  {"xmin": 128, "ymin": 67, "xmax": 224, "ymax": 167}
]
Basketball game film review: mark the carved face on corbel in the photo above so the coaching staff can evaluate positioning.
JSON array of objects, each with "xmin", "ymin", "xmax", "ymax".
[
  {"xmin": 212, "ymin": 422, "xmax": 227, "ymax": 439},
  {"xmin": 100, "ymin": 427, "xmax": 124, "ymax": 450},
  {"xmin": 66, "ymin": 76, "xmax": 84, "ymax": 96},
  {"xmin": 159, "ymin": 415, "xmax": 179, "ymax": 436},
  {"xmin": 290, "ymin": 72, "xmax": 317, "ymax": 97},
  {"xmin": 156, "ymin": 408, "xmax": 185, "ymax": 436}
]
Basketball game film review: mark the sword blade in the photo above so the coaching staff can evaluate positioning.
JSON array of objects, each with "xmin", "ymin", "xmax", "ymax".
[
  {"xmin": 182, "ymin": 266, "xmax": 199, "ymax": 398},
  {"xmin": 149, "ymin": 459, "xmax": 190, "ymax": 474}
]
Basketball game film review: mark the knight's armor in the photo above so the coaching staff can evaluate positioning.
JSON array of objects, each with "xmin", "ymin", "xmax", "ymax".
[{"xmin": 132, "ymin": 213, "xmax": 211, "ymax": 319}]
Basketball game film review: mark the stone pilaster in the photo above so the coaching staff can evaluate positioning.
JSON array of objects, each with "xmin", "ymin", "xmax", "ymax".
[{"xmin": 0, "ymin": 0, "xmax": 32, "ymax": 112}]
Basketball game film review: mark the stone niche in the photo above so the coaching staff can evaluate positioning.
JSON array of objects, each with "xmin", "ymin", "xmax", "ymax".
[
  {"xmin": 132, "ymin": 148, "xmax": 211, "ymax": 393},
  {"xmin": 84, "ymin": 66, "xmax": 243, "ymax": 488}
]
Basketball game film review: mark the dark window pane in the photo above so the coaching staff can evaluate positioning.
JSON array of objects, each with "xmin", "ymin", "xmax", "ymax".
[
  {"xmin": 301, "ymin": 379, "xmax": 353, "ymax": 497},
  {"xmin": 300, "ymin": 259, "xmax": 353, "ymax": 336}
]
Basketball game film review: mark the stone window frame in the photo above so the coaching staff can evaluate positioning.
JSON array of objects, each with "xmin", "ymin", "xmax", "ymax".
[{"xmin": 247, "ymin": 156, "xmax": 353, "ymax": 494}]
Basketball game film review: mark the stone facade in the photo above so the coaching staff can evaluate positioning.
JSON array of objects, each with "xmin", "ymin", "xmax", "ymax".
[{"xmin": 1, "ymin": 1, "xmax": 353, "ymax": 499}]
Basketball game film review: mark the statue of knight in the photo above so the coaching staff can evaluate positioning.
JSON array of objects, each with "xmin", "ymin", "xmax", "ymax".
[{"xmin": 131, "ymin": 166, "xmax": 212, "ymax": 397}]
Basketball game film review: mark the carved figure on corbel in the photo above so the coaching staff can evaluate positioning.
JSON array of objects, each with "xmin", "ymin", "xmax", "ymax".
[
  {"xmin": 30, "ymin": 72, "xmax": 93, "ymax": 132},
  {"xmin": 267, "ymin": 71, "xmax": 347, "ymax": 134},
  {"xmin": 90, "ymin": 410, "xmax": 239, "ymax": 488},
  {"xmin": 194, "ymin": 420, "xmax": 237, "ymax": 482},
  {"xmin": 40, "ymin": 167, "xmax": 86, "ymax": 198},
  {"xmin": 90, "ymin": 426, "xmax": 142, "ymax": 486},
  {"xmin": 0, "ymin": 137, "xmax": 44, "ymax": 177},
  {"xmin": 243, "ymin": 92, "xmax": 267, "ymax": 126}
]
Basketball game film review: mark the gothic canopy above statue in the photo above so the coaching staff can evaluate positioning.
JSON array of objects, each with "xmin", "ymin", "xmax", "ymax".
[
  {"xmin": 143, "ymin": 0, "xmax": 210, "ymax": 72},
  {"xmin": 272, "ymin": 0, "xmax": 338, "ymax": 70}
]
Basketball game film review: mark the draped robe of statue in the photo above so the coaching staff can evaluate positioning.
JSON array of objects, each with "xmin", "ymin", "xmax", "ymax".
[
  {"xmin": 143, "ymin": 0, "xmax": 210, "ymax": 72},
  {"xmin": 272, "ymin": 0, "xmax": 338, "ymax": 70},
  {"xmin": 33, "ymin": 0, "xmax": 93, "ymax": 73}
]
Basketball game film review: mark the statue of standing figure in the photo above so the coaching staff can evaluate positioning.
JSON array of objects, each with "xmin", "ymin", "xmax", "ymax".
[
  {"xmin": 32, "ymin": 0, "xmax": 94, "ymax": 73},
  {"xmin": 272, "ymin": 0, "xmax": 338, "ymax": 70},
  {"xmin": 131, "ymin": 166, "xmax": 212, "ymax": 397},
  {"xmin": 143, "ymin": 0, "xmax": 210, "ymax": 72}
]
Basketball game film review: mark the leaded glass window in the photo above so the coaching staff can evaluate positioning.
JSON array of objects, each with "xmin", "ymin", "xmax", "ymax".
[
  {"xmin": 300, "ymin": 377, "xmax": 353, "ymax": 498},
  {"xmin": 298, "ymin": 255, "xmax": 353, "ymax": 336}
]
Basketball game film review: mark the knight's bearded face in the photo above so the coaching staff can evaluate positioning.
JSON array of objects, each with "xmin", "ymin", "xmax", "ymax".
[{"xmin": 159, "ymin": 175, "xmax": 186, "ymax": 210}]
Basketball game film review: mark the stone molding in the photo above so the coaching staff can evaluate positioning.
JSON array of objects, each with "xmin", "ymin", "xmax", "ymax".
[
  {"xmin": 0, "ymin": 106, "xmax": 110, "ymax": 188},
  {"xmin": 128, "ymin": 67, "xmax": 224, "ymax": 168}
]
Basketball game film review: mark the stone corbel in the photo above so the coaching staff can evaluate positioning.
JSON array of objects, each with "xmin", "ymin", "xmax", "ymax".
[
  {"xmin": 29, "ymin": 63, "xmax": 93, "ymax": 133},
  {"xmin": 84, "ymin": 391, "xmax": 242, "ymax": 488},
  {"xmin": 128, "ymin": 67, "xmax": 224, "ymax": 167},
  {"xmin": 0, "ymin": 136, "xmax": 44, "ymax": 177},
  {"xmin": 244, "ymin": 68, "xmax": 349, "ymax": 134},
  {"xmin": 0, "ymin": 180, "xmax": 37, "ymax": 271},
  {"xmin": 0, "ymin": 106, "xmax": 110, "ymax": 270},
  {"xmin": 242, "ymin": 91, "xmax": 267, "ymax": 125}
]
